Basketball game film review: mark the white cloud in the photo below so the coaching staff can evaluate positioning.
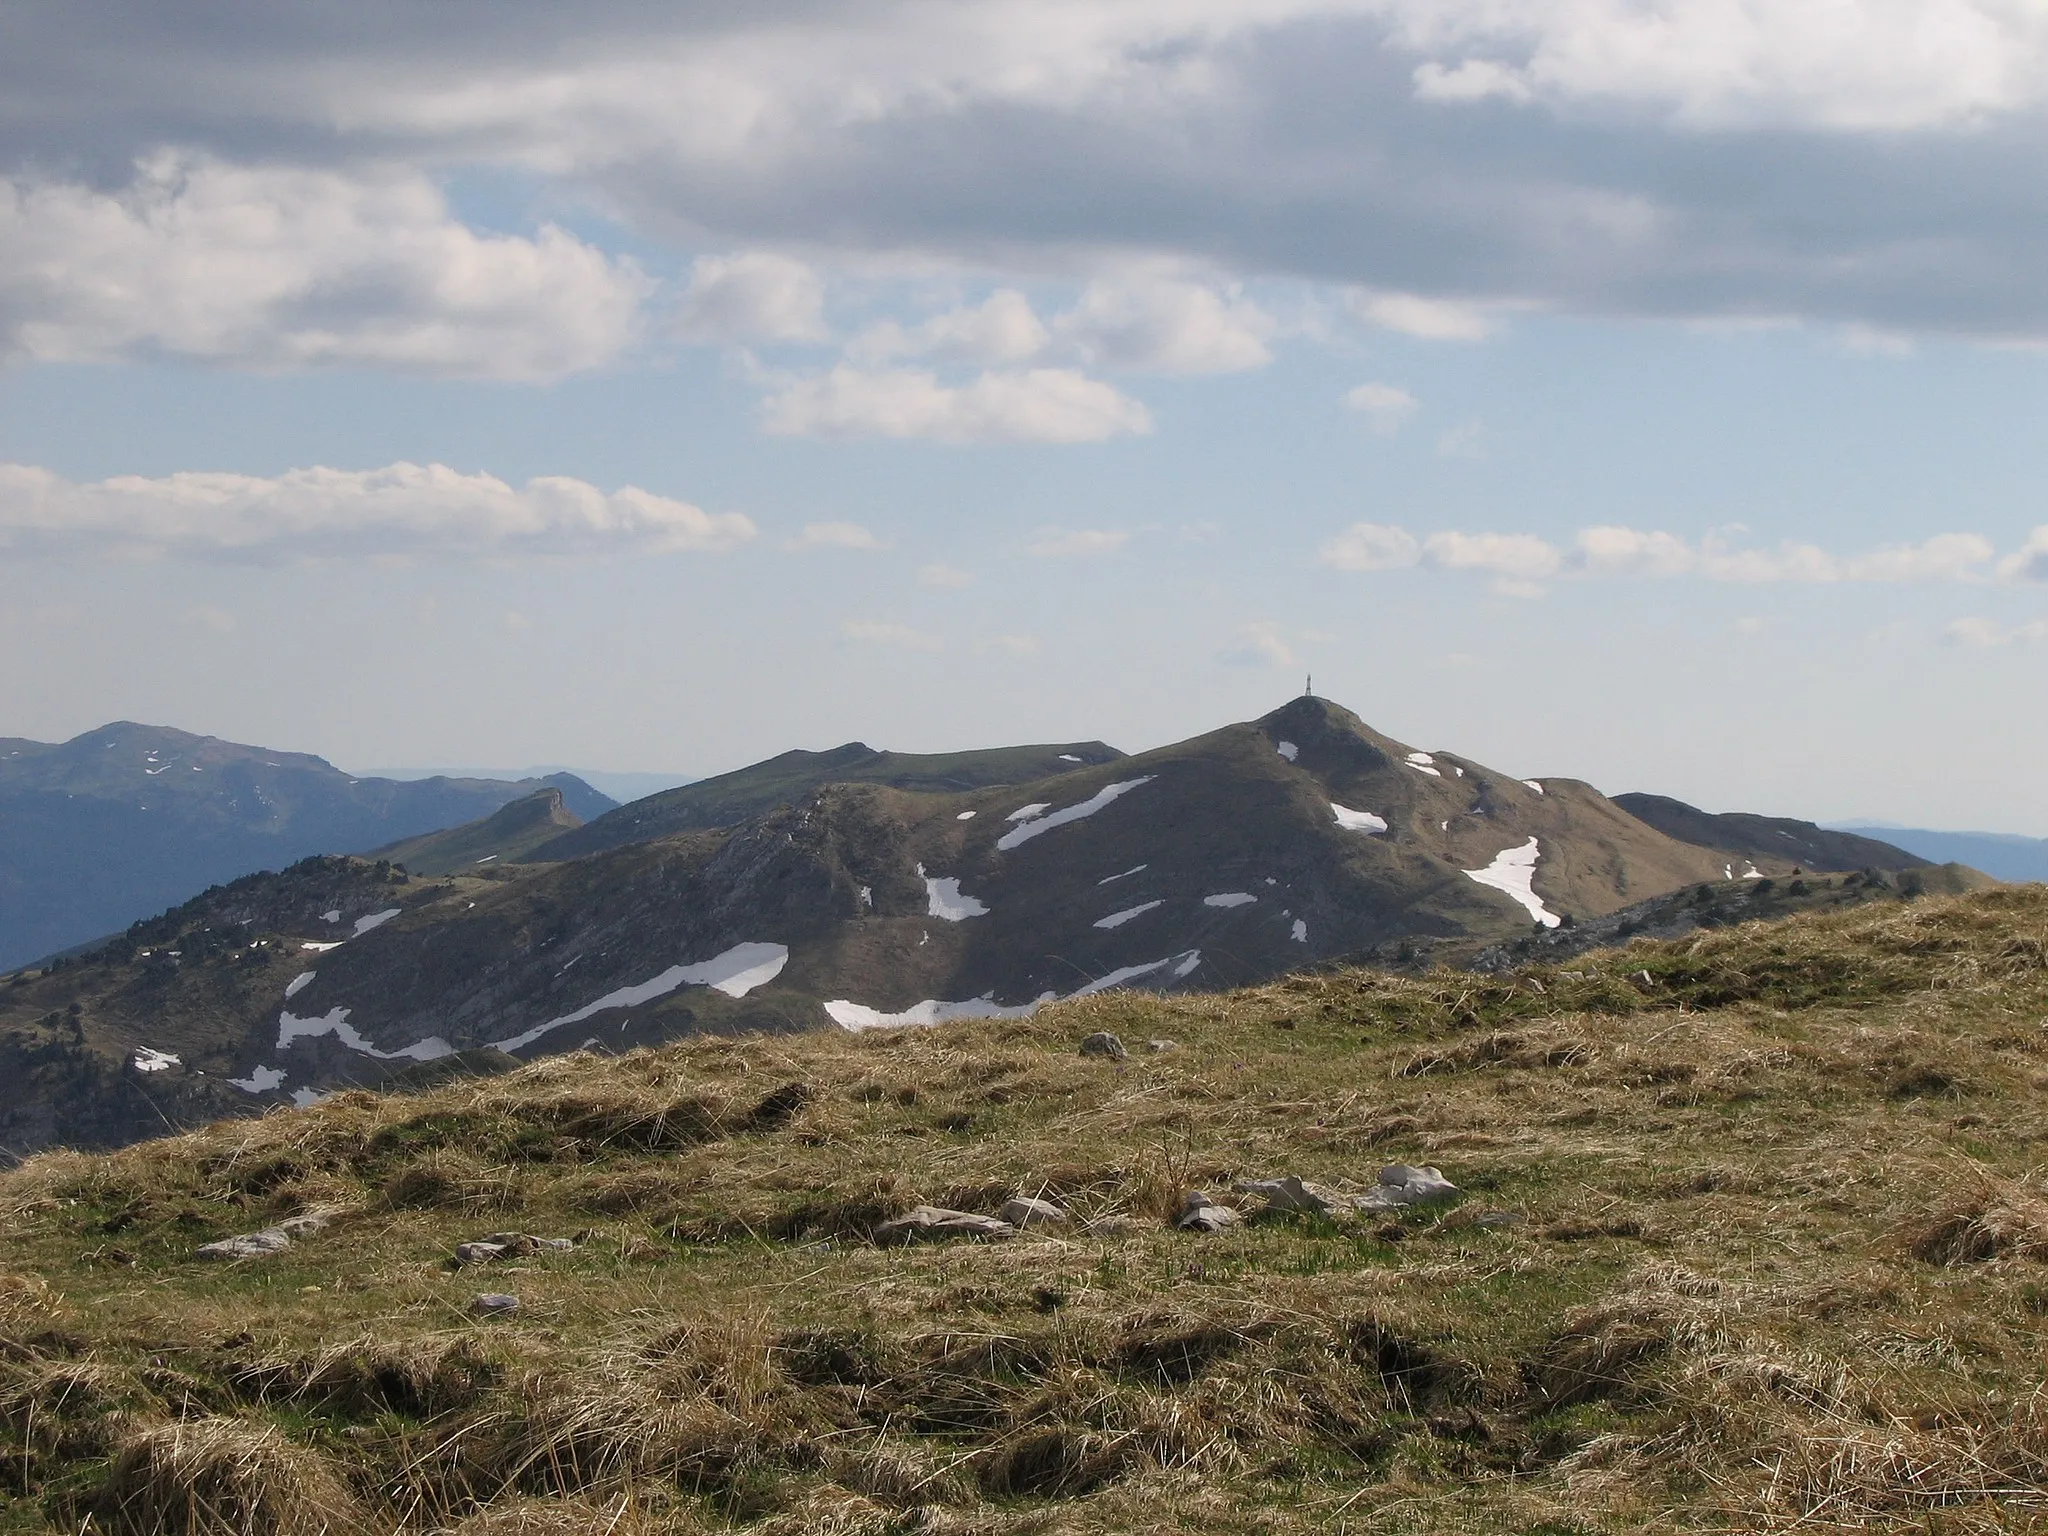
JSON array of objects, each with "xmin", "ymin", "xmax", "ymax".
[
  {"xmin": 1217, "ymin": 622, "xmax": 1298, "ymax": 668},
  {"xmin": 1422, "ymin": 530, "xmax": 1562, "ymax": 585},
  {"xmin": 1317, "ymin": 522, "xmax": 1421, "ymax": 571},
  {"xmin": 1346, "ymin": 289, "xmax": 1493, "ymax": 342},
  {"xmin": 984, "ymin": 633, "xmax": 1040, "ymax": 656},
  {"xmin": 786, "ymin": 520, "xmax": 886, "ymax": 551},
  {"xmin": 0, "ymin": 460, "xmax": 755, "ymax": 561},
  {"xmin": 1056, "ymin": 277, "xmax": 1274, "ymax": 374},
  {"xmin": 1574, "ymin": 525, "xmax": 1694, "ymax": 577},
  {"xmin": 849, "ymin": 289, "xmax": 1048, "ymax": 366},
  {"xmin": 1999, "ymin": 526, "xmax": 2048, "ymax": 582},
  {"xmin": 841, "ymin": 619, "xmax": 941, "ymax": 651},
  {"xmin": 1026, "ymin": 527, "xmax": 1131, "ymax": 558},
  {"xmin": 762, "ymin": 366, "xmax": 1151, "ymax": 443},
  {"xmin": 1344, "ymin": 382, "xmax": 1420, "ymax": 434},
  {"xmin": 1946, "ymin": 616, "xmax": 2048, "ymax": 647},
  {"xmin": 1843, "ymin": 532, "xmax": 1994, "ymax": 581},
  {"xmin": 0, "ymin": 154, "xmax": 650, "ymax": 380},
  {"xmin": 675, "ymin": 252, "xmax": 827, "ymax": 344},
  {"xmin": 918, "ymin": 562, "xmax": 976, "ymax": 588}
]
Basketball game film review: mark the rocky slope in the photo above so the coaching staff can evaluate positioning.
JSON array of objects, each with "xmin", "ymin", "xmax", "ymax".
[
  {"xmin": 1, "ymin": 696, "xmax": 1874, "ymax": 1158},
  {"xmin": 1611, "ymin": 791, "xmax": 1929, "ymax": 874},
  {"xmin": 0, "ymin": 722, "xmax": 615, "ymax": 969},
  {"xmin": 372, "ymin": 787, "xmax": 585, "ymax": 875}
]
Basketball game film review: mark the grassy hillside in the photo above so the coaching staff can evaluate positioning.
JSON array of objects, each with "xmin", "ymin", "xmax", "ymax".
[
  {"xmin": 374, "ymin": 790, "xmax": 585, "ymax": 876},
  {"xmin": 6, "ymin": 887, "xmax": 2048, "ymax": 1533},
  {"xmin": 1611, "ymin": 794, "xmax": 1930, "ymax": 874}
]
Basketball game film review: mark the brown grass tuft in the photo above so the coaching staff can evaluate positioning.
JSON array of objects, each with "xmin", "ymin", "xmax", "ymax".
[
  {"xmin": 1910, "ymin": 1166, "xmax": 2048, "ymax": 1265},
  {"xmin": 93, "ymin": 1415, "xmax": 364, "ymax": 1536}
]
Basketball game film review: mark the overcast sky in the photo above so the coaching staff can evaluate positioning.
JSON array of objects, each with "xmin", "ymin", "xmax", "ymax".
[{"xmin": 4, "ymin": 1, "xmax": 2047, "ymax": 831}]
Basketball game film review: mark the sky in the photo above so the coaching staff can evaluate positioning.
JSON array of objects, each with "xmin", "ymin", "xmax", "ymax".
[{"xmin": 3, "ymin": 1, "xmax": 2047, "ymax": 833}]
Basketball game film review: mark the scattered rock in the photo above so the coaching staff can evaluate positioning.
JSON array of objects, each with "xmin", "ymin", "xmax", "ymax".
[
  {"xmin": 1236, "ymin": 1174, "xmax": 1342, "ymax": 1216},
  {"xmin": 194, "ymin": 1208, "xmax": 340, "ymax": 1261},
  {"xmin": 470, "ymin": 1293, "xmax": 520, "ymax": 1316},
  {"xmin": 1145, "ymin": 1038, "xmax": 1180, "ymax": 1053},
  {"xmin": 1175, "ymin": 1192, "xmax": 1241, "ymax": 1233},
  {"xmin": 1079, "ymin": 1032, "xmax": 1128, "ymax": 1061},
  {"xmin": 453, "ymin": 1232, "xmax": 577, "ymax": 1265},
  {"xmin": 873, "ymin": 1206, "xmax": 1018, "ymax": 1245},
  {"xmin": 1000, "ymin": 1196, "xmax": 1068, "ymax": 1228},
  {"xmin": 1354, "ymin": 1164, "xmax": 1461, "ymax": 1211}
]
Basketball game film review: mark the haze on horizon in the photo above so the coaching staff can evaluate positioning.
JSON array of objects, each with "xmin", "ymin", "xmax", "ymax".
[{"xmin": 3, "ymin": 2, "xmax": 2046, "ymax": 834}]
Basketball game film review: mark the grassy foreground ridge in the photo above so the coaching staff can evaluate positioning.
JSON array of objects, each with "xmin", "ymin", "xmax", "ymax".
[{"xmin": 5, "ymin": 888, "xmax": 2048, "ymax": 1534}]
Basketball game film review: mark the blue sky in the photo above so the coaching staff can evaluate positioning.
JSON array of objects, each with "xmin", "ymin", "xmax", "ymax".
[{"xmin": 3, "ymin": 2, "xmax": 2047, "ymax": 832}]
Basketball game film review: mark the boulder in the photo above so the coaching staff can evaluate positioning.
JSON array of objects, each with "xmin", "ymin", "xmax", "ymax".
[
  {"xmin": 1079, "ymin": 1032, "xmax": 1128, "ymax": 1061},
  {"xmin": 1354, "ymin": 1164, "xmax": 1461, "ymax": 1211},
  {"xmin": 1236, "ymin": 1175, "xmax": 1342, "ymax": 1216},
  {"xmin": 470, "ymin": 1293, "xmax": 520, "ymax": 1316},
  {"xmin": 455, "ymin": 1232, "xmax": 577, "ymax": 1264},
  {"xmin": 1145, "ymin": 1038, "xmax": 1180, "ymax": 1053},
  {"xmin": 1175, "ymin": 1192, "xmax": 1241, "ymax": 1233},
  {"xmin": 873, "ymin": 1206, "xmax": 1018, "ymax": 1245},
  {"xmin": 194, "ymin": 1207, "xmax": 341, "ymax": 1261},
  {"xmin": 1000, "ymin": 1196, "xmax": 1068, "ymax": 1228}
]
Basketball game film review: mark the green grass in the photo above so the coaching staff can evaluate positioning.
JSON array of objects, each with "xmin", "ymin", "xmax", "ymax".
[{"xmin": 6, "ymin": 887, "xmax": 2048, "ymax": 1533}]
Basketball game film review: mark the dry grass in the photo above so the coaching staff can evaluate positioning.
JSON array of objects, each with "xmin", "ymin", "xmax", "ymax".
[{"xmin": 6, "ymin": 888, "xmax": 2048, "ymax": 1533}]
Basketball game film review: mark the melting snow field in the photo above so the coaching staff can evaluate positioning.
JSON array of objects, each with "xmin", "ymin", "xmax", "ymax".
[
  {"xmin": 1204, "ymin": 892, "xmax": 1256, "ymax": 908},
  {"xmin": 1098, "ymin": 864, "xmax": 1148, "ymax": 885},
  {"xmin": 1276, "ymin": 740, "xmax": 1298, "ymax": 761},
  {"xmin": 228, "ymin": 1065, "xmax": 287, "ymax": 1094},
  {"xmin": 1058, "ymin": 753, "xmax": 1084, "ymax": 763},
  {"xmin": 1464, "ymin": 838, "xmax": 1563, "ymax": 928},
  {"xmin": 1095, "ymin": 900, "xmax": 1162, "ymax": 929},
  {"xmin": 284, "ymin": 971, "xmax": 315, "ymax": 1000},
  {"xmin": 1291, "ymin": 919, "xmax": 1308, "ymax": 943},
  {"xmin": 1331, "ymin": 803, "xmax": 1389, "ymax": 834},
  {"xmin": 277, "ymin": 1007, "xmax": 454, "ymax": 1061},
  {"xmin": 1523, "ymin": 780, "xmax": 1545, "ymax": 794},
  {"xmin": 1404, "ymin": 751, "xmax": 1442, "ymax": 777},
  {"xmin": 827, "ymin": 949, "xmax": 1201, "ymax": 1032},
  {"xmin": 351, "ymin": 908, "xmax": 401, "ymax": 937},
  {"xmin": 489, "ymin": 942, "xmax": 790, "ymax": 1052},
  {"xmin": 1006, "ymin": 802, "xmax": 1051, "ymax": 822},
  {"xmin": 320, "ymin": 909, "xmax": 341, "ymax": 923},
  {"xmin": 299, "ymin": 941, "xmax": 342, "ymax": 953},
  {"xmin": 291, "ymin": 1088, "xmax": 327, "ymax": 1109},
  {"xmin": 132, "ymin": 1047, "xmax": 179, "ymax": 1073},
  {"xmin": 996, "ymin": 777, "xmax": 1156, "ymax": 851},
  {"xmin": 924, "ymin": 874, "xmax": 990, "ymax": 921}
]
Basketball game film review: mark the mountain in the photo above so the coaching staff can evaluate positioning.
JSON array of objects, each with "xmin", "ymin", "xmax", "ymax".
[
  {"xmin": 530, "ymin": 739, "xmax": 1126, "ymax": 861},
  {"xmin": 0, "ymin": 722, "xmax": 616, "ymax": 969},
  {"xmin": 1828, "ymin": 824, "xmax": 2048, "ymax": 884},
  {"xmin": 1610, "ymin": 792, "xmax": 1930, "ymax": 874},
  {"xmin": 372, "ymin": 787, "xmax": 586, "ymax": 875},
  {"xmin": 1, "ymin": 696, "xmax": 1869, "ymax": 1158}
]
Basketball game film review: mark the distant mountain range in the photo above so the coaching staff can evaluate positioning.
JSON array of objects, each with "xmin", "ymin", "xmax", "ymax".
[
  {"xmin": 1, "ymin": 696, "xmax": 1978, "ymax": 1158},
  {"xmin": 1827, "ymin": 824, "xmax": 2048, "ymax": 885},
  {"xmin": 0, "ymin": 722, "xmax": 617, "ymax": 970}
]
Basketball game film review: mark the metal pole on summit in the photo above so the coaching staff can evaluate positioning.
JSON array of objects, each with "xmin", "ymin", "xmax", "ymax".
[{"xmin": 1304, "ymin": 674, "xmax": 1312, "ymax": 697}]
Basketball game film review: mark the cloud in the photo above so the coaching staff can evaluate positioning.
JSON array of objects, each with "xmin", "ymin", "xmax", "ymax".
[
  {"xmin": 849, "ymin": 289, "xmax": 1048, "ymax": 366},
  {"xmin": 675, "ymin": 252, "xmax": 827, "ymax": 344},
  {"xmin": 1217, "ymin": 622, "xmax": 1298, "ymax": 668},
  {"xmin": 984, "ymin": 633, "xmax": 1039, "ymax": 656},
  {"xmin": 0, "ymin": 154, "xmax": 649, "ymax": 379},
  {"xmin": 1344, "ymin": 382, "xmax": 1419, "ymax": 434},
  {"xmin": 1026, "ymin": 527, "xmax": 1131, "ymax": 559},
  {"xmin": 786, "ymin": 520, "xmax": 886, "ymax": 551},
  {"xmin": 2000, "ymin": 526, "xmax": 2048, "ymax": 581},
  {"xmin": 841, "ymin": 619, "xmax": 941, "ymax": 651},
  {"xmin": 1056, "ymin": 277, "xmax": 1273, "ymax": 374},
  {"xmin": 761, "ymin": 366, "xmax": 1151, "ymax": 443},
  {"xmin": 0, "ymin": 460, "xmax": 755, "ymax": 561},
  {"xmin": 918, "ymin": 562, "xmax": 976, "ymax": 587},
  {"xmin": 1319, "ymin": 520, "xmax": 2018, "ymax": 588},
  {"xmin": 1346, "ymin": 290, "xmax": 1494, "ymax": 342},
  {"xmin": 1946, "ymin": 616, "xmax": 2048, "ymax": 647}
]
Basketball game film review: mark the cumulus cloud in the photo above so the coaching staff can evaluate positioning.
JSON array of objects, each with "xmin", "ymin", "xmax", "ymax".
[
  {"xmin": 842, "ymin": 619, "xmax": 941, "ymax": 651},
  {"xmin": 1026, "ymin": 527, "xmax": 1131, "ymax": 558},
  {"xmin": 1946, "ymin": 616, "xmax": 2048, "ymax": 646},
  {"xmin": 918, "ymin": 562, "xmax": 976, "ymax": 587},
  {"xmin": 1319, "ymin": 521, "xmax": 2016, "ymax": 588},
  {"xmin": 674, "ymin": 252, "xmax": 827, "ymax": 344},
  {"xmin": 1055, "ymin": 277, "xmax": 1274, "ymax": 374},
  {"xmin": 0, "ymin": 460, "xmax": 754, "ymax": 561},
  {"xmin": 0, "ymin": 154, "xmax": 650, "ymax": 379},
  {"xmin": 2000, "ymin": 526, "xmax": 2048, "ymax": 581},
  {"xmin": 849, "ymin": 290, "xmax": 1048, "ymax": 366},
  {"xmin": 1344, "ymin": 382, "xmax": 1420, "ymax": 434},
  {"xmin": 786, "ymin": 520, "xmax": 886, "ymax": 551},
  {"xmin": 1217, "ymin": 622, "xmax": 1298, "ymax": 667},
  {"xmin": 1346, "ymin": 290, "xmax": 1494, "ymax": 341},
  {"xmin": 761, "ymin": 366, "xmax": 1151, "ymax": 443}
]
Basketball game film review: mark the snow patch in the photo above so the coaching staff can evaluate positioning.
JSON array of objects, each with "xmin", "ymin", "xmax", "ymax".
[
  {"xmin": 132, "ymin": 1047, "xmax": 179, "ymax": 1073},
  {"xmin": 278, "ymin": 1007, "xmax": 454, "ymax": 1061},
  {"xmin": 955, "ymin": 811, "xmax": 976, "ymax": 820},
  {"xmin": 1098, "ymin": 864, "xmax": 1148, "ymax": 885},
  {"xmin": 283, "ymin": 971, "xmax": 315, "ymax": 1000},
  {"xmin": 290, "ymin": 1088, "xmax": 327, "ymax": 1109},
  {"xmin": 1095, "ymin": 900, "xmax": 1162, "ymax": 930},
  {"xmin": 996, "ymin": 777, "xmax": 1156, "ymax": 851},
  {"xmin": 1403, "ymin": 751, "xmax": 1442, "ymax": 778},
  {"xmin": 858, "ymin": 885, "xmax": 873, "ymax": 908},
  {"xmin": 1331, "ymin": 803, "xmax": 1389, "ymax": 834},
  {"xmin": 320, "ymin": 910, "xmax": 340, "ymax": 923},
  {"xmin": 1291, "ymin": 919, "xmax": 1308, "ymax": 943},
  {"xmin": 1276, "ymin": 740, "xmax": 1298, "ymax": 762},
  {"xmin": 1203, "ymin": 892, "xmax": 1256, "ymax": 908},
  {"xmin": 1058, "ymin": 754, "xmax": 1083, "ymax": 763},
  {"xmin": 1463, "ymin": 838, "xmax": 1562, "ymax": 928},
  {"xmin": 487, "ymin": 942, "xmax": 790, "ymax": 1052},
  {"xmin": 828, "ymin": 948, "xmax": 1202, "ymax": 1032},
  {"xmin": 925, "ymin": 875, "xmax": 989, "ymax": 921},
  {"xmin": 228, "ymin": 1065, "xmax": 286, "ymax": 1094},
  {"xmin": 1742, "ymin": 863, "xmax": 1764, "ymax": 879},
  {"xmin": 299, "ymin": 941, "xmax": 342, "ymax": 953},
  {"xmin": 1006, "ymin": 802, "xmax": 1051, "ymax": 822},
  {"xmin": 351, "ymin": 908, "xmax": 401, "ymax": 937},
  {"xmin": 475, "ymin": 854, "xmax": 498, "ymax": 864},
  {"xmin": 1523, "ymin": 779, "xmax": 1544, "ymax": 794}
]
